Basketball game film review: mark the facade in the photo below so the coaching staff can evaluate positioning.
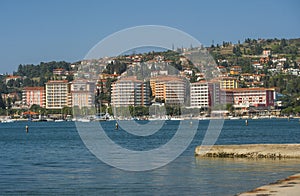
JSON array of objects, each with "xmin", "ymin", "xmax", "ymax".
[
  {"xmin": 111, "ymin": 76, "xmax": 150, "ymax": 107},
  {"xmin": 150, "ymin": 75, "xmax": 187, "ymax": 105},
  {"xmin": 22, "ymin": 87, "xmax": 45, "ymax": 108},
  {"xmin": 224, "ymin": 88, "xmax": 275, "ymax": 108},
  {"xmin": 190, "ymin": 81, "xmax": 209, "ymax": 108},
  {"xmin": 45, "ymin": 80, "xmax": 71, "ymax": 109},
  {"xmin": 71, "ymin": 79, "xmax": 95, "ymax": 109},
  {"xmin": 220, "ymin": 77, "xmax": 238, "ymax": 89},
  {"xmin": 53, "ymin": 68, "xmax": 65, "ymax": 75}
]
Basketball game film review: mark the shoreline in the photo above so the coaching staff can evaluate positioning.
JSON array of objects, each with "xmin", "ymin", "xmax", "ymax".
[
  {"xmin": 237, "ymin": 173, "xmax": 300, "ymax": 196},
  {"xmin": 194, "ymin": 144, "xmax": 300, "ymax": 195}
]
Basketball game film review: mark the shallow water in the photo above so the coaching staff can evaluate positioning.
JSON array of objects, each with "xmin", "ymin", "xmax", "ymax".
[{"xmin": 0, "ymin": 119, "xmax": 299, "ymax": 195}]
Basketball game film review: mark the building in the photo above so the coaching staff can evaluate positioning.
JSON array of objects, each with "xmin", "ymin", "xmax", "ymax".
[
  {"xmin": 45, "ymin": 80, "xmax": 71, "ymax": 109},
  {"xmin": 220, "ymin": 77, "xmax": 238, "ymax": 89},
  {"xmin": 53, "ymin": 68, "xmax": 65, "ymax": 75},
  {"xmin": 229, "ymin": 66, "xmax": 242, "ymax": 75},
  {"xmin": 262, "ymin": 49, "xmax": 271, "ymax": 57},
  {"xmin": 71, "ymin": 79, "xmax": 95, "ymax": 109},
  {"xmin": 224, "ymin": 88, "xmax": 275, "ymax": 108},
  {"xmin": 22, "ymin": 87, "xmax": 45, "ymax": 108},
  {"xmin": 111, "ymin": 76, "xmax": 150, "ymax": 107},
  {"xmin": 5, "ymin": 75, "xmax": 22, "ymax": 84},
  {"xmin": 150, "ymin": 75, "xmax": 187, "ymax": 105},
  {"xmin": 190, "ymin": 81, "xmax": 209, "ymax": 108}
]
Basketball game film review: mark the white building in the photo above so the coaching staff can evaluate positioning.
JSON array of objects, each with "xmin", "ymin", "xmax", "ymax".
[
  {"xmin": 71, "ymin": 79, "xmax": 95, "ymax": 109},
  {"xmin": 111, "ymin": 76, "xmax": 150, "ymax": 107},
  {"xmin": 45, "ymin": 80, "xmax": 71, "ymax": 109},
  {"xmin": 190, "ymin": 81, "xmax": 209, "ymax": 108}
]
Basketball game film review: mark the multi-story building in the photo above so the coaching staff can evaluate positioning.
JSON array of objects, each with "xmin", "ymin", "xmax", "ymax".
[
  {"xmin": 111, "ymin": 76, "xmax": 150, "ymax": 107},
  {"xmin": 190, "ymin": 81, "xmax": 209, "ymax": 108},
  {"xmin": 45, "ymin": 80, "xmax": 71, "ymax": 109},
  {"xmin": 220, "ymin": 77, "xmax": 238, "ymax": 89},
  {"xmin": 150, "ymin": 75, "xmax": 187, "ymax": 105},
  {"xmin": 22, "ymin": 87, "xmax": 45, "ymax": 108},
  {"xmin": 71, "ymin": 79, "xmax": 95, "ymax": 109},
  {"xmin": 224, "ymin": 88, "xmax": 275, "ymax": 108}
]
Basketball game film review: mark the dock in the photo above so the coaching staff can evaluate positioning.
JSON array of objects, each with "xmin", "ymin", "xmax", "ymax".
[{"xmin": 195, "ymin": 144, "xmax": 300, "ymax": 158}]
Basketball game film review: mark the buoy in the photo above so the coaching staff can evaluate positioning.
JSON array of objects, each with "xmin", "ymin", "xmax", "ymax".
[
  {"xmin": 115, "ymin": 122, "xmax": 119, "ymax": 130},
  {"xmin": 25, "ymin": 125, "xmax": 29, "ymax": 133},
  {"xmin": 245, "ymin": 119, "xmax": 248, "ymax": 126}
]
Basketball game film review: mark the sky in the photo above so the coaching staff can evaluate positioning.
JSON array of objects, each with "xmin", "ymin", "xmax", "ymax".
[{"xmin": 0, "ymin": 0, "xmax": 299, "ymax": 74}]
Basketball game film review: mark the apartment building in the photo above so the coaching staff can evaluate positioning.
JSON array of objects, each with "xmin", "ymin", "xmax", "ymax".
[
  {"xmin": 190, "ymin": 81, "xmax": 209, "ymax": 108},
  {"xmin": 71, "ymin": 79, "xmax": 95, "ymax": 109},
  {"xmin": 220, "ymin": 77, "xmax": 238, "ymax": 89},
  {"xmin": 150, "ymin": 75, "xmax": 187, "ymax": 105},
  {"xmin": 45, "ymin": 80, "xmax": 71, "ymax": 109},
  {"xmin": 111, "ymin": 76, "xmax": 150, "ymax": 107},
  {"xmin": 22, "ymin": 87, "xmax": 45, "ymax": 107},
  {"xmin": 224, "ymin": 88, "xmax": 275, "ymax": 108}
]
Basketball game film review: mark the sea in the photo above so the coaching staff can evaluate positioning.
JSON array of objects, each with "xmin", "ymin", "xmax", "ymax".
[{"xmin": 0, "ymin": 118, "xmax": 299, "ymax": 195}]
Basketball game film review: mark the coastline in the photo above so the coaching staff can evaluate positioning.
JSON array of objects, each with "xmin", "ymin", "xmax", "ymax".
[
  {"xmin": 237, "ymin": 173, "xmax": 300, "ymax": 196},
  {"xmin": 194, "ymin": 144, "xmax": 300, "ymax": 195}
]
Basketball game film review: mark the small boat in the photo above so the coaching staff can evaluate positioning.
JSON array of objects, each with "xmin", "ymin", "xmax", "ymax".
[
  {"xmin": 1, "ymin": 119, "xmax": 15, "ymax": 123},
  {"xmin": 229, "ymin": 116, "xmax": 240, "ymax": 120},
  {"xmin": 77, "ymin": 119, "xmax": 90, "ymax": 122},
  {"xmin": 54, "ymin": 119, "xmax": 65, "ymax": 122}
]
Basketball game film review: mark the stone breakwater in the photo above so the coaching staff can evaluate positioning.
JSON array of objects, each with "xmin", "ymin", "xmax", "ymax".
[{"xmin": 195, "ymin": 144, "xmax": 300, "ymax": 158}]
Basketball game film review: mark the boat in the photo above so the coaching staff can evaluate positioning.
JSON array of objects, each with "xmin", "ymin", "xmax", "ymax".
[
  {"xmin": 1, "ymin": 118, "xmax": 15, "ymax": 123},
  {"xmin": 54, "ymin": 119, "xmax": 65, "ymax": 122},
  {"xmin": 229, "ymin": 116, "xmax": 240, "ymax": 120},
  {"xmin": 77, "ymin": 118, "xmax": 90, "ymax": 122}
]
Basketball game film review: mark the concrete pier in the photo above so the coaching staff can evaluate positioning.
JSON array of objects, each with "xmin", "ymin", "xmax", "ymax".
[{"xmin": 195, "ymin": 144, "xmax": 300, "ymax": 158}]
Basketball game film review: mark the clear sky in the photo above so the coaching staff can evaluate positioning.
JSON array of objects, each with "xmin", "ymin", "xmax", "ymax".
[{"xmin": 0, "ymin": 0, "xmax": 299, "ymax": 74}]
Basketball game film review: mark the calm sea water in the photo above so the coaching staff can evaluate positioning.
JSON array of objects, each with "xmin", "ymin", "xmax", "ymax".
[{"xmin": 0, "ymin": 119, "xmax": 299, "ymax": 195}]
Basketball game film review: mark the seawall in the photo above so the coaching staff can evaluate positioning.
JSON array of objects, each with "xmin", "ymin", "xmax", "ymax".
[{"xmin": 195, "ymin": 144, "xmax": 300, "ymax": 158}]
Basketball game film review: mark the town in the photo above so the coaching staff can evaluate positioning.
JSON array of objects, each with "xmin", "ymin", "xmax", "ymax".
[{"xmin": 0, "ymin": 38, "xmax": 300, "ymax": 122}]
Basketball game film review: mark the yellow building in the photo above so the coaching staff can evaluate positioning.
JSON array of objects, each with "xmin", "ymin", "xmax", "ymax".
[
  {"xmin": 150, "ymin": 76, "xmax": 187, "ymax": 105},
  {"xmin": 220, "ymin": 77, "xmax": 238, "ymax": 89}
]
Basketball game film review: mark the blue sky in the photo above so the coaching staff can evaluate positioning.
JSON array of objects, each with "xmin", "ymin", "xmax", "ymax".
[{"xmin": 0, "ymin": 0, "xmax": 299, "ymax": 74}]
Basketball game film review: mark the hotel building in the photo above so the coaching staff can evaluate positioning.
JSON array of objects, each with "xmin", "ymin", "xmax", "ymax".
[
  {"xmin": 224, "ymin": 88, "xmax": 275, "ymax": 108},
  {"xmin": 71, "ymin": 79, "xmax": 95, "ymax": 109},
  {"xmin": 111, "ymin": 76, "xmax": 150, "ymax": 107},
  {"xmin": 22, "ymin": 87, "xmax": 46, "ymax": 108},
  {"xmin": 150, "ymin": 75, "xmax": 187, "ymax": 105},
  {"xmin": 190, "ymin": 81, "xmax": 209, "ymax": 108},
  {"xmin": 45, "ymin": 80, "xmax": 71, "ymax": 109}
]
